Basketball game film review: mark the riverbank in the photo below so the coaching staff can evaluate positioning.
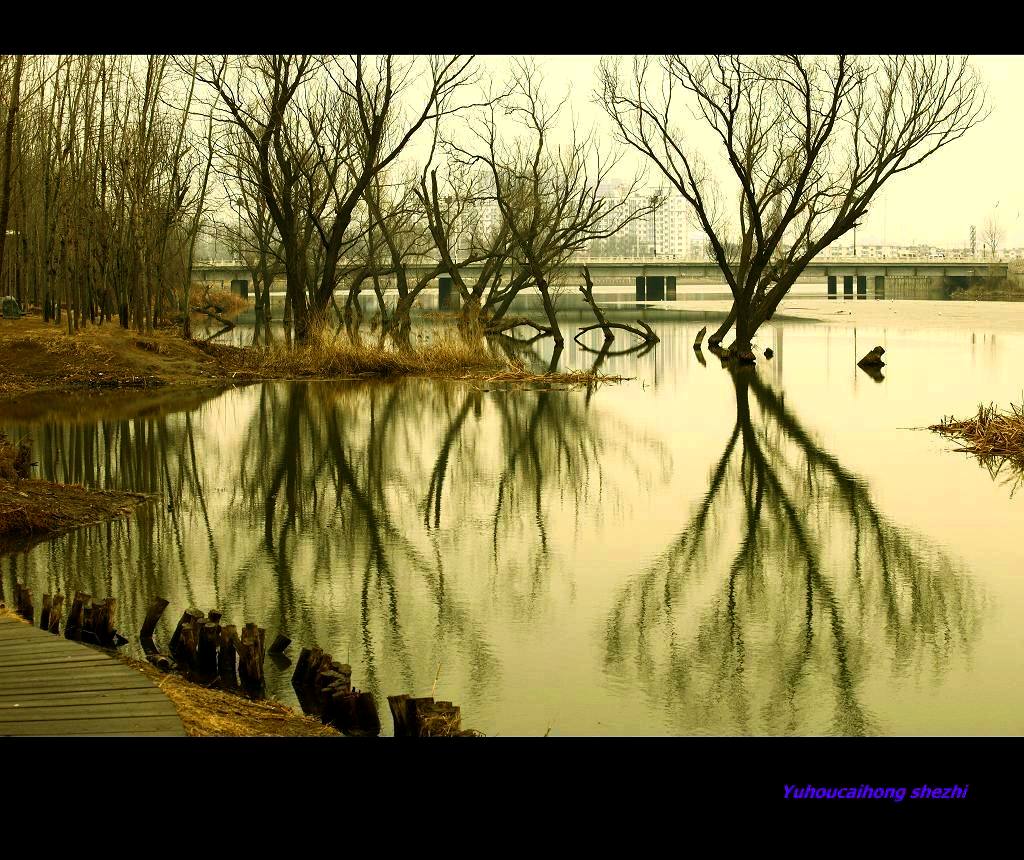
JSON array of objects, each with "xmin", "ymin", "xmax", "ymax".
[
  {"xmin": 0, "ymin": 477, "xmax": 150, "ymax": 544},
  {"xmin": 123, "ymin": 656, "xmax": 341, "ymax": 737},
  {"xmin": 0, "ymin": 316, "xmax": 619, "ymax": 401}
]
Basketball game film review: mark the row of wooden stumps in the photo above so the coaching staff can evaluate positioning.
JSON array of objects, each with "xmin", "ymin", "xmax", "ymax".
[
  {"xmin": 8, "ymin": 583, "xmax": 476, "ymax": 736},
  {"xmin": 291, "ymin": 645, "xmax": 380, "ymax": 736},
  {"xmin": 140, "ymin": 598, "xmax": 280, "ymax": 694},
  {"xmin": 13, "ymin": 581, "xmax": 126, "ymax": 647}
]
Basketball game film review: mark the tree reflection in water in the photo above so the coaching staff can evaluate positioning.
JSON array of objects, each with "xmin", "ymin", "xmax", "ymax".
[
  {"xmin": 605, "ymin": 366, "xmax": 983, "ymax": 735},
  {"xmin": 2, "ymin": 374, "xmax": 667, "ymax": 712}
]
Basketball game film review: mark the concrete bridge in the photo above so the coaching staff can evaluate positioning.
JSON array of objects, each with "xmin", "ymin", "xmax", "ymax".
[{"xmin": 193, "ymin": 256, "xmax": 1010, "ymax": 301}]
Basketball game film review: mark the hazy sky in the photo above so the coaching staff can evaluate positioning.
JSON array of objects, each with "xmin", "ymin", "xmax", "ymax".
[{"xmin": 491, "ymin": 55, "xmax": 1024, "ymax": 250}]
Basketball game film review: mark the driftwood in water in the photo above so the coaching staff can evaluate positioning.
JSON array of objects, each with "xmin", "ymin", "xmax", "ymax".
[
  {"xmin": 237, "ymin": 623, "xmax": 266, "ymax": 689},
  {"xmin": 269, "ymin": 633, "xmax": 291, "ymax": 655},
  {"xmin": 147, "ymin": 653, "xmax": 173, "ymax": 671},
  {"xmin": 575, "ymin": 267, "xmax": 660, "ymax": 347},
  {"xmin": 693, "ymin": 326, "xmax": 707, "ymax": 349},
  {"xmin": 484, "ymin": 317, "xmax": 552, "ymax": 338},
  {"xmin": 46, "ymin": 594, "xmax": 63, "ymax": 634},
  {"xmin": 140, "ymin": 596, "xmax": 169, "ymax": 655},
  {"xmin": 858, "ymin": 345, "xmax": 886, "ymax": 368}
]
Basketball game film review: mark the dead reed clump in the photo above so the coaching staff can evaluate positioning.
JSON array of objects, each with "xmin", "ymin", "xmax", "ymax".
[{"xmin": 929, "ymin": 401, "xmax": 1024, "ymax": 467}]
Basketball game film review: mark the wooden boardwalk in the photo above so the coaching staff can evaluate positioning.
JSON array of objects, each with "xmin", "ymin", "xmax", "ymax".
[{"xmin": 0, "ymin": 613, "xmax": 185, "ymax": 736}]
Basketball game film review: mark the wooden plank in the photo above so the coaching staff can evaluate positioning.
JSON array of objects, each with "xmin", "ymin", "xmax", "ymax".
[
  {"xmin": 0, "ymin": 641, "xmax": 99, "ymax": 657},
  {"xmin": 0, "ymin": 677, "xmax": 154, "ymax": 696},
  {"xmin": 0, "ymin": 655, "xmax": 115, "ymax": 671},
  {"xmin": 0, "ymin": 715, "xmax": 186, "ymax": 736},
  {"xmin": 0, "ymin": 611, "xmax": 185, "ymax": 736},
  {"xmin": 0, "ymin": 688, "xmax": 170, "ymax": 708},
  {"xmin": 0, "ymin": 701, "xmax": 179, "ymax": 722}
]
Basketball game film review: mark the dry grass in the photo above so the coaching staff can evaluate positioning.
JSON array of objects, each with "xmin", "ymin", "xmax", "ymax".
[
  {"xmin": 208, "ymin": 333, "xmax": 505, "ymax": 378},
  {"xmin": 2, "ymin": 318, "xmax": 625, "ymax": 396},
  {"xmin": 0, "ymin": 481, "xmax": 148, "ymax": 539},
  {"xmin": 930, "ymin": 402, "xmax": 1024, "ymax": 493},
  {"xmin": 205, "ymin": 332, "xmax": 624, "ymax": 387},
  {"xmin": 124, "ymin": 658, "xmax": 341, "ymax": 737},
  {"xmin": 189, "ymin": 285, "xmax": 251, "ymax": 318},
  {"xmin": 930, "ymin": 401, "xmax": 1024, "ymax": 462}
]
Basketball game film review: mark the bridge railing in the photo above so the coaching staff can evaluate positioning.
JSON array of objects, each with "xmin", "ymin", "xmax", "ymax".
[{"xmin": 192, "ymin": 255, "xmax": 1011, "ymax": 269}]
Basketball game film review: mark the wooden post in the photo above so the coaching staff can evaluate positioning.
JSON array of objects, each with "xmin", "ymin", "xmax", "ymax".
[
  {"xmin": 354, "ymin": 692, "xmax": 382, "ymax": 736},
  {"xmin": 40, "ymin": 593, "xmax": 52, "ymax": 630},
  {"xmin": 169, "ymin": 608, "xmax": 204, "ymax": 655},
  {"xmin": 65, "ymin": 592, "xmax": 91, "ymax": 641},
  {"xmin": 140, "ymin": 596, "xmax": 169, "ymax": 653},
  {"xmin": 388, "ymin": 694, "xmax": 413, "ymax": 737},
  {"xmin": 237, "ymin": 623, "xmax": 265, "ymax": 690},
  {"xmin": 47, "ymin": 594, "xmax": 64, "ymax": 635},
  {"xmin": 198, "ymin": 622, "xmax": 220, "ymax": 677},
  {"xmin": 170, "ymin": 609, "xmax": 205, "ymax": 664},
  {"xmin": 268, "ymin": 633, "xmax": 291, "ymax": 654},
  {"xmin": 178, "ymin": 622, "xmax": 201, "ymax": 670},
  {"xmin": 207, "ymin": 609, "xmax": 223, "ymax": 623},
  {"xmin": 218, "ymin": 625, "xmax": 238, "ymax": 686},
  {"xmin": 92, "ymin": 597, "xmax": 116, "ymax": 647},
  {"xmin": 14, "ymin": 582, "xmax": 33, "ymax": 623},
  {"xmin": 291, "ymin": 648, "xmax": 314, "ymax": 687},
  {"xmin": 388, "ymin": 695, "xmax": 462, "ymax": 737}
]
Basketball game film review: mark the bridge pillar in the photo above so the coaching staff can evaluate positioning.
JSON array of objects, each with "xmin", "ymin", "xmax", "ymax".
[
  {"xmin": 666, "ymin": 276, "xmax": 677, "ymax": 300},
  {"xmin": 874, "ymin": 275, "xmax": 885, "ymax": 299},
  {"xmin": 635, "ymin": 277, "xmax": 646, "ymax": 301},
  {"xmin": 856, "ymin": 275, "xmax": 867, "ymax": 298},
  {"xmin": 230, "ymin": 279, "xmax": 249, "ymax": 300},
  {"xmin": 843, "ymin": 275, "xmax": 854, "ymax": 298},
  {"xmin": 827, "ymin": 275, "xmax": 837, "ymax": 298},
  {"xmin": 646, "ymin": 276, "xmax": 665, "ymax": 301},
  {"xmin": 438, "ymin": 277, "xmax": 459, "ymax": 311}
]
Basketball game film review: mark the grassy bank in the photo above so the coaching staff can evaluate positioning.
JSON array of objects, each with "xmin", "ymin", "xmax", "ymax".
[
  {"xmin": 124, "ymin": 657, "xmax": 341, "ymax": 737},
  {"xmin": 0, "ymin": 477, "xmax": 149, "ymax": 543},
  {"xmin": 0, "ymin": 316, "xmax": 621, "ymax": 399},
  {"xmin": 1, "ymin": 431, "xmax": 150, "ymax": 544}
]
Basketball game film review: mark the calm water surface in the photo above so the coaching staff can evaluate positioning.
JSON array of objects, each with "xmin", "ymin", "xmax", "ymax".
[{"xmin": 3, "ymin": 294, "xmax": 1023, "ymax": 736}]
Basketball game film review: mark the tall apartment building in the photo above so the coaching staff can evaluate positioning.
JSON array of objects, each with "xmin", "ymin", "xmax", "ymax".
[{"xmin": 588, "ymin": 184, "xmax": 693, "ymax": 257}]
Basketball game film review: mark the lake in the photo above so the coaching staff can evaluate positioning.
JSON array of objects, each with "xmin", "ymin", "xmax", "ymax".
[{"xmin": 3, "ymin": 291, "xmax": 1023, "ymax": 736}]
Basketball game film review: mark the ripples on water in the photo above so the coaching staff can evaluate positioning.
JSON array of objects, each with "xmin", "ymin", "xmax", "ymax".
[{"xmin": 3, "ymin": 294, "xmax": 1023, "ymax": 736}]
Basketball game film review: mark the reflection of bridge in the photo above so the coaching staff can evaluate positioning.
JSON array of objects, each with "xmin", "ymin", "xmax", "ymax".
[{"xmin": 193, "ymin": 256, "xmax": 1009, "ymax": 301}]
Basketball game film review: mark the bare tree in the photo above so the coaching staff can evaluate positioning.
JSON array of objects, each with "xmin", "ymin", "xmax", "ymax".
[
  {"xmin": 450, "ymin": 60, "xmax": 657, "ymax": 346},
  {"xmin": 599, "ymin": 55, "xmax": 987, "ymax": 360},
  {"xmin": 984, "ymin": 208, "xmax": 1003, "ymax": 259}
]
